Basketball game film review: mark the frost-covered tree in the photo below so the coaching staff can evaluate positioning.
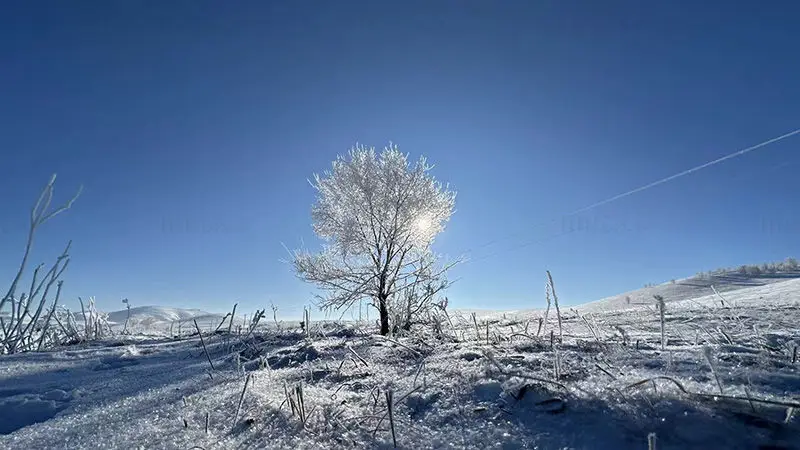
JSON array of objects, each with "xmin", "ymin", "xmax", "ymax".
[{"xmin": 292, "ymin": 143, "xmax": 456, "ymax": 335}]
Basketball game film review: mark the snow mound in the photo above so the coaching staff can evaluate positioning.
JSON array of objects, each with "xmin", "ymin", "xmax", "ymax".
[{"xmin": 0, "ymin": 388, "xmax": 76, "ymax": 434}]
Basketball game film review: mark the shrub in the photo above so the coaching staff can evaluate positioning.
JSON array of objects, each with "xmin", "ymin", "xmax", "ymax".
[{"xmin": 0, "ymin": 175, "xmax": 81, "ymax": 354}]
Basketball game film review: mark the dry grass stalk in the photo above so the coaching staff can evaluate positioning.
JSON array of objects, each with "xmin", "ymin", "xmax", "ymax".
[
  {"xmin": 595, "ymin": 363, "xmax": 616, "ymax": 379},
  {"xmin": 648, "ymin": 432, "xmax": 657, "ymax": 450},
  {"xmin": 193, "ymin": 319, "xmax": 215, "ymax": 374},
  {"xmin": 625, "ymin": 376, "xmax": 800, "ymax": 408},
  {"xmin": 228, "ymin": 303, "xmax": 238, "ymax": 334},
  {"xmin": 371, "ymin": 385, "xmax": 422, "ymax": 437},
  {"xmin": 553, "ymin": 345, "xmax": 562, "ymax": 380},
  {"xmin": 543, "ymin": 284, "xmax": 551, "ymax": 337},
  {"xmin": 703, "ymin": 347, "xmax": 724, "ymax": 394},
  {"xmin": 654, "ymin": 295, "xmax": 666, "ymax": 351},
  {"xmin": 282, "ymin": 382, "xmax": 309, "ymax": 427},
  {"xmin": 718, "ymin": 327, "xmax": 733, "ymax": 345},
  {"xmin": 471, "ymin": 313, "xmax": 480, "ymax": 342},
  {"xmin": 295, "ymin": 384, "xmax": 308, "ymax": 427},
  {"xmin": 546, "ymin": 270, "xmax": 562, "ymax": 340},
  {"xmin": 271, "ymin": 303, "xmax": 280, "ymax": 329},
  {"xmin": 614, "ymin": 325, "xmax": 629, "ymax": 346},
  {"xmin": 232, "ymin": 373, "xmax": 252, "ymax": 429},
  {"xmin": 214, "ymin": 313, "xmax": 232, "ymax": 333},
  {"xmin": 482, "ymin": 349, "xmax": 572, "ymax": 392},
  {"xmin": 348, "ymin": 344, "xmax": 369, "ymax": 367},
  {"xmin": 304, "ymin": 307, "xmax": 311, "ymax": 339},
  {"xmin": 579, "ymin": 312, "xmax": 600, "ymax": 342},
  {"xmin": 386, "ymin": 390, "xmax": 397, "ymax": 448},
  {"xmin": 381, "ymin": 336, "xmax": 422, "ymax": 358},
  {"xmin": 710, "ymin": 285, "xmax": 727, "ymax": 307}
]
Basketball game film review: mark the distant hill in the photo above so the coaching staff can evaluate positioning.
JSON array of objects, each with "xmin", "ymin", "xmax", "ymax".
[
  {"xmin": 73, "ymin": 305, "xmax": 235, "ymax": 334},
  {"xmin": 105, "ymin": 306, "xmax": 212, "ymax": 325},
  {"xmin": 454, "ymin": 267, "xmax": 800, "ymax": 321},
  {"xmin": 576, "ymin": 269, "xmax": 800, "ymax": 313}
]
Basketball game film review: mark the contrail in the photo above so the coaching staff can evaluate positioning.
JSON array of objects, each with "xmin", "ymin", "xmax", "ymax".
[
  {"xmin": 570, "ymin": 127, "xmax": 800, "ymax": 215},
  {"xmin": 466, "ymin": 127, "xmax": 800, "ymax": 262}
]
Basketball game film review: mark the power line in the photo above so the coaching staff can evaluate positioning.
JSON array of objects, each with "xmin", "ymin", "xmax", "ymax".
[{"xmin": 463, "ymin": 127, "xmax": 800, "ymax": 263}]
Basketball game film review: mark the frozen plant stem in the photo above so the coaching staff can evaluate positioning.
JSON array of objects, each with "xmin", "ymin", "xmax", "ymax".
[
  {"xmin": 232, "ymin": 373, "xmax": 252, "ymax": 429},
  {"xmin": 304, "ymin": 307, "xmax": 311, "ymax": 339},
  {"xmin": 542, "ymin": 284, "xmax": 551, "ymax": 337},
  {"xmin": 554, "ymin": 345, "xmax": 561, "ymax": 380},
  {"xmin": 296, "ymin": 383, "xmax": 307, "ymax": 427},
  {"xmin": 194, "ymin": 319, "xmax": 215, "ymax": 374},
  {"xmin": 654, "ymin": 295, "xmax": 666, "ymax": 351},
  {"xmin": 348, "ymin": 344, "xmax": 369, "ymax": 367},
  {"xmin": 703, "ymin": 347, "xmax": 724, "ymax": 394},
  {"xmin": 271, "ymin": 303, "xmax": 279, "ymax": 329},
  {"xmin": 546, "ymin": 271, "xmax": 562, "ymax": 340},
  {"xmin": 472, "ymin": 313, "xmax": 480, "ymax": 342},
  {"xmin": 648, "ymin": 432, "xmax": 657, "ymax": 450},
  {"xmin": 228, "ymin": 303, "xmax": 238, "ymax": 334},
  {"xmin": 386, "ymin": 390, "xmax": 397, "ymax": 448}
]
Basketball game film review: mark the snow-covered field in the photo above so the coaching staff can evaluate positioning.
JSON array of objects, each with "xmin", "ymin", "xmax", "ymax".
[{"xmin": 1, "ymin": 274, "xmax": 799, "ymax": 449}]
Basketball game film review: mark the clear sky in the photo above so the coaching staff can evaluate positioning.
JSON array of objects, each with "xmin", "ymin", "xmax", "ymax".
[{"xmin": 1, "ymin": 1, "xmax": 799, "ymax": 317}]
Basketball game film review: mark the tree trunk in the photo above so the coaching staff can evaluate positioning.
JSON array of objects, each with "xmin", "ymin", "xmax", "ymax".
[{"xmin": 378, "ymin": 294, "xmax": 390, "ymax": 336}]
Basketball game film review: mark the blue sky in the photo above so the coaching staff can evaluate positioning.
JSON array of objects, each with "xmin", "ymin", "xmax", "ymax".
[{"xmin": 1, "ymin": 1, "xmax": 798, "ymax": 317}]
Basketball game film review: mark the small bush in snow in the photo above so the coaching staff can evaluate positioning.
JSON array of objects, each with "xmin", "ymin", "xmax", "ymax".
[{"xmin": 0, "ymin": 175, "xmax": 81, "ymax": 354}]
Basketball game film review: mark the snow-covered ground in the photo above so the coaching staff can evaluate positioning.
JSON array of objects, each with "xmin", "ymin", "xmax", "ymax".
[{"xmin": 1, "ymin": 274, "xmax": 799, "ymax": 449}]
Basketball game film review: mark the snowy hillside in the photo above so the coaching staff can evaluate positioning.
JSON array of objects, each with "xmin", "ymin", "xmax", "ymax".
[
  {"xmin": 1, "ymin": 274, "xmax": 799, "ymax": 449},
  {"xmin": 454, "ymin": 270, "xmax": 800, "ymax": 321},
  {"xmin": 577, "ymin": 269, "xmax": 800, "ymax": 313}
]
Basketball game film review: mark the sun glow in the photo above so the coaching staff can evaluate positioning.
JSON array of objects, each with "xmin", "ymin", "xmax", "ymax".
[{"xmin": 414, "ymin": 215, "xmax": 432, "ymax": 234}]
